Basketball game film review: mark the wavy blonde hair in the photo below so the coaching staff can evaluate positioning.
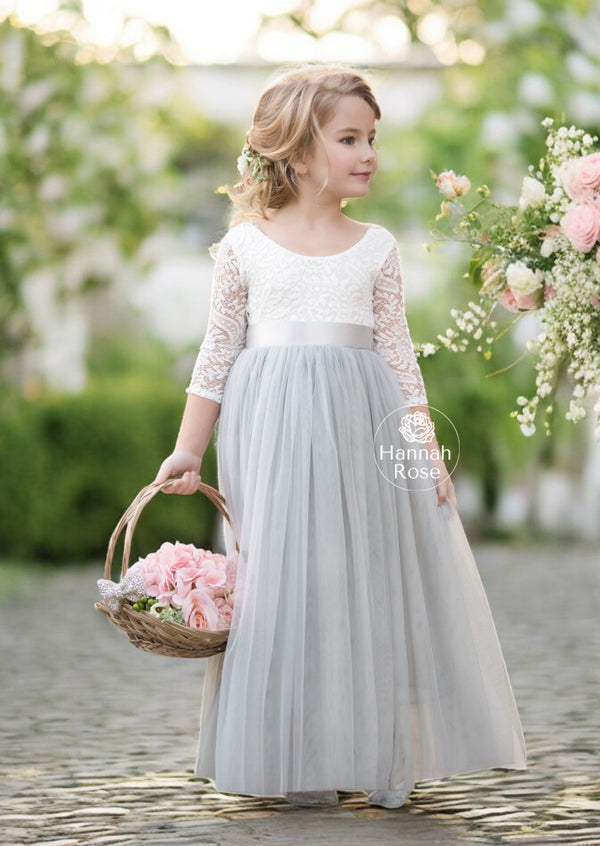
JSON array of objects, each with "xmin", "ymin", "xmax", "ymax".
[{"xmin": 224, "ymin": 64, "xmax": 381, "ymax": 227}]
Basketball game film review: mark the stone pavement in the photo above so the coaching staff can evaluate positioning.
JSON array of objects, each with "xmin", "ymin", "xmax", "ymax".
[{"xmin": 1, "ymin": 542, "xmax": 599, "ymax": 846}]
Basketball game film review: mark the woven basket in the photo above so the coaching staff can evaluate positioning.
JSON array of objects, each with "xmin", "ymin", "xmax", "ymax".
[{"xmin": 94, "ymin": 477, "xmax": 239, "ymax": 659}]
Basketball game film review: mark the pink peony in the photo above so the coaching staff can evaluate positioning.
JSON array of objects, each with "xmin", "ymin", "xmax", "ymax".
[
  {"xmin": 182, "ymin": 588, "xmax": 220, "ymax": 630},
  {"xmin": 560, "ymin": 203, "xmax": 600, "ymax": 253},
  {"xmin": 561, "ymin": 153, "xmax": 600, "ymax": 201}
]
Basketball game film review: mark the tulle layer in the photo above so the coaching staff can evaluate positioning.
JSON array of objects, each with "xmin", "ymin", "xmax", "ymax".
[{"xmin": 195, "ymin": 345, "xmax": 526, "ymax": 796}]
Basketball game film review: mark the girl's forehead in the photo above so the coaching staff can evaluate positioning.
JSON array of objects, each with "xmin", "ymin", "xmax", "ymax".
[{"xmin": 323, "ymin": 95, "xmax": 377, "ymax": 131}]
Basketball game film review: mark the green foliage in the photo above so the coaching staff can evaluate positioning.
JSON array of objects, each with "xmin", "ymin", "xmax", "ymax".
[
  {"xmin": 406, "ymin": 287, "xmax": 540, "ymax": 515},
  {"xmin": 0, "ymin": 17, "xmax": 241, "ymax": 382},
  {"xmin": 0, "ymin": 384, "xmax": 219, "ymax": 565}
]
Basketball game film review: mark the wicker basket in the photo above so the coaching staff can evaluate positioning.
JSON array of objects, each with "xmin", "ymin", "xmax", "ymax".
[{"xmin": 94, "ymin": 477, "xmax": 239, "ymax": 658}]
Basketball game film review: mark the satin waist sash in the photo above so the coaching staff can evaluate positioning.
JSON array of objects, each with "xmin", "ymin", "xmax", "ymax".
[{"xmin": 245, "ymin": 320, "xmax": 374, "ymax": 349}]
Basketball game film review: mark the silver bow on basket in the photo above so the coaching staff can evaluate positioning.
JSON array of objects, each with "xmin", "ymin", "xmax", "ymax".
[{"xmin": 97, "ymin": 569, "xmax": 147, "ymax": 613}]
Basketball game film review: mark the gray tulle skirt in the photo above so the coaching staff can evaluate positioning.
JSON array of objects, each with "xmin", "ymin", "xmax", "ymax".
[{"xmin": 195, "ymin": 342, "xmax": 527, "ymax": 796}]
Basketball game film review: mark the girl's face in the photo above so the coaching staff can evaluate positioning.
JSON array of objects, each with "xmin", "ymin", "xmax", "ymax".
[{"xmin": 299, "ymin": 95, "xmax": 378, "ymax": 202}]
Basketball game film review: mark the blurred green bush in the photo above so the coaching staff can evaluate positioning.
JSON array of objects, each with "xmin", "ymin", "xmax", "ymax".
[{"xmin": 0, "ymin": 381, "xmax": 219, "ymax": 567}]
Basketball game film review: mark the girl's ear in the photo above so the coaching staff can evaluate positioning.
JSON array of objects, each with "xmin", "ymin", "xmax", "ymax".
[{"xmin": 289, "ymin": 156, "xmax": 308, "ymax": 176}]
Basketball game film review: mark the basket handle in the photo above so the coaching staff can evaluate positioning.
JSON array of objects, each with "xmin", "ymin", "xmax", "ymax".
[{"xmin": 104, "ymin": 478, "xmax": 239, "ymax": 580}]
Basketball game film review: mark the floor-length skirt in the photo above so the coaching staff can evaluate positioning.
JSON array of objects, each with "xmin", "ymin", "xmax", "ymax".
[{"xmin": 195, "ymin": 328, "xmax": 527, "ymax": 796}]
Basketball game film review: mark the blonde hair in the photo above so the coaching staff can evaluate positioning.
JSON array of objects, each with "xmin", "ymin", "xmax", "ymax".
[{"xmin": 224, "ymin": 65, "xmax": 381, "ymax": 227}]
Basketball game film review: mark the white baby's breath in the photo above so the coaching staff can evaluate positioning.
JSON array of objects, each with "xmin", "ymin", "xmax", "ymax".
[{"xmin": 429, "ymin": 117, "xmax": 600, "ymax": 439}]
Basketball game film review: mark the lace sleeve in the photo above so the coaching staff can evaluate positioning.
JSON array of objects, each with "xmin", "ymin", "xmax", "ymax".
[
  {"xmin": 186, "ymin": 239, "xmax": 248, "ymax": 403},
  {"xmin": 373, "ymin": 243, "xmax": 428, "ymax": 407}
]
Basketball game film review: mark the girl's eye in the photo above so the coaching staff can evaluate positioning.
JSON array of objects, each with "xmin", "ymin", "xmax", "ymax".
[
  {"xmin": 341, "ymin": 137, "xmax": 355, "ymax": 145},
  {"xmin": 369, "ymin": 137, "xmax": 377, "ymax": 147}
]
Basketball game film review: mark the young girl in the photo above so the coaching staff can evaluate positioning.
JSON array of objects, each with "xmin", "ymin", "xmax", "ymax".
[{"xmin": 154, "ymin": 64, "xmax": 527, "ymax": 809}]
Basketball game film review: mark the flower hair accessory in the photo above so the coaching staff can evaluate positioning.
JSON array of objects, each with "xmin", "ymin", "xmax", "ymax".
[{"xmin": 237, "ymin": 143, "xmax": 270, "ymax": 183}]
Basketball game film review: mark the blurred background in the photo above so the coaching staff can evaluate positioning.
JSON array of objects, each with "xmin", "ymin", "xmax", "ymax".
[{"xmin": 1, "ymin": 0, "xmax": 599, "ymax": 570}]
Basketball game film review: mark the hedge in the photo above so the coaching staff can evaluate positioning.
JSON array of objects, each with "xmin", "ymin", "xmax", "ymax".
[{"xmin": 0, "ymin": 385, "xmax": 219, "ymax": 565}]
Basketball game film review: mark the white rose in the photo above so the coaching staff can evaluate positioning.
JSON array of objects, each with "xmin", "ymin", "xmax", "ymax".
[
  {"xmin": 237, "ymin": 155, "xmax": 248, "ymax": 176},
  {"xmin": 505, "ymin": 261, "xmax": 544, "ymax": 295},
  {"xmin": 540, "ymin": 238, "xmax": 556, "ymax": 257},
  {"xmin": 518, "ymin": 176, "xmax": 546, "ymax": 209}
]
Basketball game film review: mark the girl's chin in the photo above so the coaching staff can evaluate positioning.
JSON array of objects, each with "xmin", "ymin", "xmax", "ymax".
[{"xmin": 342, "ymin": 188, "xmax": 371, "ymax": 200}]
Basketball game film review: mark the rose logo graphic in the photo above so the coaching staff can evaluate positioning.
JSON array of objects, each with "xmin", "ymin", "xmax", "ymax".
[{"xmin": 399, "ymin": 411, "xmax": 436, "ymax": 444}]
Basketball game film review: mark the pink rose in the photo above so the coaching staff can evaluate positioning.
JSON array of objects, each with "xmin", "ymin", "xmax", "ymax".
[
  {"xmin": 560, "ymin": 203, "xmax": 600, "ymax": 253},
  {"xmin": 499, "ymin": 287, "xmax": 541, "ymax": 313},
  {"xmin": 155, "ymin": 541, "xmax": 177, "ymax": 568},
  {"xmin": 514, "ymin": 290, "xmax": 542, "ymax": 310},
  {"xmin": 182, "ymin": 589, "xmax": 220, "ymax": 630},
  {"xmin": 435, "ymin": 169, "xmax": 471, "ymax": 200},
  {"xmin": 590, "ymin": 294, "xmax": 600, "ymax": 309},
  {"xmin": 134, "ymin": 552, "xmax": 169, "ymax": 598},
  {"xmin": 200, "ymin": 563, "xmax": 227, "ymax": 591},
  {"xmin": 224, "ymin": 553, "xmax": 238, "ymax": 588},
  {"xmin": 561, "ymin": 153, "xmax": 600, "ymax": 201},
  {"xmin": 217, "ymin": 605, "xmax": 233, "ymax": 628},
  {"xmin": 171, "ymin": 542, "xmax": 199, "ymax": 568},
  {"xmin": 214, "ymin": 596, "xmax": 234, "ymax": 628},
  {"xmin": 544, "ymin": 285, "xmax": 557, "ymax": 302},
  {"xmin": 171, "ymin": 565, "xmax": 204, "ymax": 606}
]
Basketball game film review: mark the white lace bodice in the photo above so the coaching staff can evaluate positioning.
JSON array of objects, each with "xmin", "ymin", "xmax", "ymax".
[{"xmin": 187, "ymin": 221, "xmax": 428, "ymax": 406}]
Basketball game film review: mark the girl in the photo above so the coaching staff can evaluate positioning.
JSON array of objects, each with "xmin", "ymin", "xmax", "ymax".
[{"xmin": 154, "ymin": 64, "xmax": 527, "ymax": 809}]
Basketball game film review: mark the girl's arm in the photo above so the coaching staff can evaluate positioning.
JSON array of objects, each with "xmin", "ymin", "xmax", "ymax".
[
  {"xmin": 153, "ymin": 394, "xmax": 220, "ymax": 494},
  {"xmin": 373, "ymin": 243, "xmax": 457, "ymax": 508},
  {"xmin": 409, "ymin": 403, "xmax": 457, "ymax": 509},
  {"xmin": 154, "ymin": 237, "xmax": 248, "ymax": 495}
]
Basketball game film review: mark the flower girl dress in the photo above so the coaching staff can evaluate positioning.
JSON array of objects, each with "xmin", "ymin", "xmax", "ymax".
[{"xmin": 186, "ymin": 221, "xmax": 527, "ymax": 797}]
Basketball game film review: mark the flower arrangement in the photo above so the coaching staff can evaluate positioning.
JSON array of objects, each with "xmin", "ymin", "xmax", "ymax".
[
  {"xmin": 424, "ymin": 118, "xmax": 600, "ymax": 439},
  {"xmin": 98, "ymin": 541, "xmax": 238, "ymax": 631},
  {"xmin": 236, "ymin": 142, "xmax": 271, "ymax": 186}
]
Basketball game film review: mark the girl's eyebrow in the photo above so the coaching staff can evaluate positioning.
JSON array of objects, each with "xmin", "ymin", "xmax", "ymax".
[{"xmin": 336, "ymin": 127, "xmax": 376, "ymax": 134}]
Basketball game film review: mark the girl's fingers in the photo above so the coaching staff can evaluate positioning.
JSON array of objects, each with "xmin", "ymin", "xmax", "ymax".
[
  {"xmin": 436, "ymin": 472, "xmax": 457, "ymax": 509},
  {"xmin": 163, "ymin": 471, "xmax": 202, "ymax": 495}
]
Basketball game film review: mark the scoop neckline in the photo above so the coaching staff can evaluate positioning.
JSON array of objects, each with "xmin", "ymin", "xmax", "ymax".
[{"xmin": 249, "ymin": 221, "xmax": 374, "ymax": 258}]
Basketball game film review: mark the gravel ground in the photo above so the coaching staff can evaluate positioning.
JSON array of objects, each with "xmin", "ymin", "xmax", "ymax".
[{"xmin": 1, "ymin": 541, "xmax": 599, "ymax": 845}]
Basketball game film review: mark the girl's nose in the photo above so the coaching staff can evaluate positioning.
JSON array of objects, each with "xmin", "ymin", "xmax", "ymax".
[{"xmin": 361, "ymin": 144, "xmax": 375, "ymax": 162}]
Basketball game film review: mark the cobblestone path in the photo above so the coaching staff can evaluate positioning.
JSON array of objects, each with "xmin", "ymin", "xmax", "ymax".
[{"xmin": 1, "ymin": 542, "xmax": 599, "ymax": 845}]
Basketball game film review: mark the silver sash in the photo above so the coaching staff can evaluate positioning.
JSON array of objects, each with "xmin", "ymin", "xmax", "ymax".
[{"xmin": 245, "ymin": 320, "xmax": 373, "ymax": 349}]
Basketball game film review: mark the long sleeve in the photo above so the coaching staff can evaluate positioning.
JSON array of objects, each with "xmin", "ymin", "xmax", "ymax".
[
  {"xmin": 373, "ymin": 243, "xmax": 428, "ymax": 407},
  {"xmin": 186, "ymin": 237, "xmax": 248, "ymax": 403}
]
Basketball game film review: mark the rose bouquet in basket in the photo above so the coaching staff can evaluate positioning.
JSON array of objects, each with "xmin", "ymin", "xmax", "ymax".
[
  {"xmin": 423, "ymin": 118, "xmax": 600, "ymax": 439},
  {"xmin": 98, "ymin": 541, "xmax": 238, "ymax": 630},
  {"xmin": 95, "ymin": 478, "xmax": 240, "ymax": 658}
]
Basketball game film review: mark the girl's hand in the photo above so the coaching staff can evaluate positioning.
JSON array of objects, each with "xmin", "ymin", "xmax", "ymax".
[
  {"xmin": 153, "ymin": 451, "xmax": 203, "ymax": 495},
  {"xmin": 433, "ymin": 457, "xmax": 458, "ymax": 509}
]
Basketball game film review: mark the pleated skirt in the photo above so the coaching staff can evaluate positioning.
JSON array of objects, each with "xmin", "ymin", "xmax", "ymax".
[{"xmin": 195, "ymin": 339, "xmax": 527, "ymax": 796}]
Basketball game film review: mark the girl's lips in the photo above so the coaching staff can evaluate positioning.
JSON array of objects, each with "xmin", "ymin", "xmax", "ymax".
[{"xmin": 352, "ymin": 172, "xmax": 372, "ymax": 179}]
